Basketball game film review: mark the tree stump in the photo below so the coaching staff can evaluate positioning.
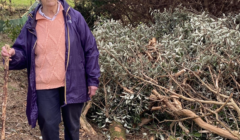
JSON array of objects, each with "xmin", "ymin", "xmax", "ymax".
[{"xmin": 109, "ymin": 121, "xmax": 126, "ymax": 140}]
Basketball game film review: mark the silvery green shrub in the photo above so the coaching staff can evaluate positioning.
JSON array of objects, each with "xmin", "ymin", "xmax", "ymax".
[{"xmin": 89, "ymin": 8, "xmax": 240, "ymax": 138}]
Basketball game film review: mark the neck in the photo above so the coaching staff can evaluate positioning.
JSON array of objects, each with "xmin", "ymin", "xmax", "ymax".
[{"xmin": 41, "ymin": 2, "xmax": 58, "ymax": 18}]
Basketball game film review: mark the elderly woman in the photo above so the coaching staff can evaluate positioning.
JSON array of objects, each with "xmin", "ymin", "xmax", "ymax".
[{"xmin": 1, "ymin": 0, "xmax": 100, "ymax": 139}]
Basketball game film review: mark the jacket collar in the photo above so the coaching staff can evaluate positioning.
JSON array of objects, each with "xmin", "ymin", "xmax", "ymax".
[{"xmin": 25, "ymin": 0, "xmax": 70, "ymax": 30}]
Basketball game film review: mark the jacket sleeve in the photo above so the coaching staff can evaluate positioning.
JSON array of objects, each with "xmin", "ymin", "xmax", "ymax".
[
  {"xmin": 9, "ymin": 25, "xmax": 27, "ymax": 70},
  {"xmin": 77, "ymin": 12, "xmax": 100, "ymax": 87}
]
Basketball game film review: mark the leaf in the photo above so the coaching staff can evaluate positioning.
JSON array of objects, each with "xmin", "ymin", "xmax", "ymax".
[
  {"xmin": 168, "ymin": 136, "xmax": 177, "ymax": 140},
  {"xmin": 193, "ymin": 132, "xmax": 202, "ymax": 137},
  {"xmin": 236, "ymin": 24, "xmax": 239, "ymax": 30}
]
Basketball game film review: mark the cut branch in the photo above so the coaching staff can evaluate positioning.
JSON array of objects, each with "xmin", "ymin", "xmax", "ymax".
[
  {"xmin": 151, "ymin": 90, "xmax": 240, "ymax": 140},
  {"xmin": 80, "ymin": 101, "xmax": 97, "ymax": 136}
]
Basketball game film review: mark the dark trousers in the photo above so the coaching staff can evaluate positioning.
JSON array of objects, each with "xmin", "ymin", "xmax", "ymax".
[{"xmin": 36, "ymin": 87, "xmax": 84, "ymax": 140}]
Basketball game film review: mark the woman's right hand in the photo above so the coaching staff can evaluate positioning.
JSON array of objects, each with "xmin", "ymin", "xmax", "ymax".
[{"xmin": 1, "ymin": 45, "xmax": 15, "ymax": 60}]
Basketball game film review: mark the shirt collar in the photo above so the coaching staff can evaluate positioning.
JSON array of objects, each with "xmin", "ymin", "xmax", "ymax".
[{"xmin": 37, "ymin": 1, "xmax": 62, "ymax": 21}]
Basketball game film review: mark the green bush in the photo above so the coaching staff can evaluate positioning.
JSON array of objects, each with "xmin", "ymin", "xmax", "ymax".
[{"xmin": 3, "ymin": 20, "xmax": 23, "ymax": 42}]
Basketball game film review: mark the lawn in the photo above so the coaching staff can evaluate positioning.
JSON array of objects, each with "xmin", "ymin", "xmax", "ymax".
[{"xmin": 7, "ymin": 0, "xmax": 75, "ymax": 8}]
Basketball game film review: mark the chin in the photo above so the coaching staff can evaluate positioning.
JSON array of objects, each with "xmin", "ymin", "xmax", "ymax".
[{"xmin": 45, "ymin": 1, "xmax": 57, "ymax": 7}]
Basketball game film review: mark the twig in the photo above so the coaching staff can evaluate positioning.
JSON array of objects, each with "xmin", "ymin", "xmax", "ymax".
[
  {"xmin": 142, "ymin": 73, "xmax": 158, "ymax": 84},
  {"xmin": 229, "ymin": 109, "xmax": 239, "ymax": 133},
  {"xmin": 208, "ymin": 66, "xmax": 222, "ymax": 102},
  {"xmin": 173, "ymin": 69, "xmax": 186, "ymax": 77},
  {"xmin": 178, "ymin": 122, "xmax": 189, "ymax": 134},
  {"xmin": 92, "ymin": 101, "xmax": 104, "ymax": 111},
  {"xmin": 188, "ymin": 68, "xmax": 229, "ymax": 98},
  {"xmin": 103, "ymin": 77, "xmax": 110, "ymax": 118},
  {"xmin": 116, "ymin": 81, "xmax": 134, "ymax": 94},
  {"xmin": 231, "ymin": 75, "xmax": 240, "ymax": 88},
  {"xmin": 167, "ymin": 72, "xmax": 193, "ymax": 98},
  {"xmin": 152, "ymin": 90, "xmax": 239, "ymax": 140},
  {"xmin": 151, "ymin": 90, "xmax": 232, "ymax": 106},
  {"xmin": 111, "ymin": 98, "xmax": 124, "ymax": 113},
  {"xmin": 205, "ymin": 107, "xmax": 240, "ymax": 140},
  {"xmin": 229, "ymin": 98, "xmax": 240, "ymax": 121},
  {"xmin": 215, "ymin": 93, "xmax": 233, "ymax": 113},
  {"xmin": 152, "ymin": 52, "xmax": 161, "ymax": 68},
  {"xmin": 145, "ymin": 51, "xmax": 153, "ymax": 60},
  {"xmin": 208, "ymin": 66, "xmax": 216, "ymax": 88},
  {"xmin": 151, "ymin": 105, "xmax": 166, "ymax": 111}
]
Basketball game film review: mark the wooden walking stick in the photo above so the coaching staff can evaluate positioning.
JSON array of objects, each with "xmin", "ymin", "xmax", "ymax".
[{"xmin": 1, "ymin": 44, "xmax": 10, "ymax": 140}]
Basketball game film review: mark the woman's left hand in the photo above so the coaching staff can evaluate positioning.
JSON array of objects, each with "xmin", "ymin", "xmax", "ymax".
[{"xmin": 88, "ymin": 86, "xmax": 98, "ymax": 98}]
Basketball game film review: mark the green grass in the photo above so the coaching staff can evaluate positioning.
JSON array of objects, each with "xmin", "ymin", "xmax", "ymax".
[
  {"xmin": 6, "ymin": 0, "xmax": 75, "ymax": 8},
  {"xmin": 10, "ymin": 0, "xmax": 34, "ymax": 6}
]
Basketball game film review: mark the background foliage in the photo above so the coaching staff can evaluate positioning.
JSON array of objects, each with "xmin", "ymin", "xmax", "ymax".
[{"xmin": 75, "ymin": 0, "xmax": 240, "ymax": 27}]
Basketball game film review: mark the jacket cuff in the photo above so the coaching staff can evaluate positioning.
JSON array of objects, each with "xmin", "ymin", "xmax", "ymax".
[
  {"xmin": 87, "ymin": 83, "xmax": 99, "ymax": 87},
  {"xmin": 2, "ymin": 53, "xmax": 18, "ymax": 67}
]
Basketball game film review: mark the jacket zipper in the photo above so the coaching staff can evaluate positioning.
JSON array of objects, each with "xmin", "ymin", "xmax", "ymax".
[
  {"xmin": 64, "ymin": 6, "xmax": 71, "ymax": 105},
  {"xmin": 28, "ymin": 29, "xmax": 37, "ymax": 52},
  {"xmin": 32, "ymin": 41, "xmax": 37, "ymax": 52}
]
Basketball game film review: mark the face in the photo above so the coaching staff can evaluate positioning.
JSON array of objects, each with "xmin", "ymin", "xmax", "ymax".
[{"xmin": 40, "ymin": 0, "xmax": 58, "ymax": 7}]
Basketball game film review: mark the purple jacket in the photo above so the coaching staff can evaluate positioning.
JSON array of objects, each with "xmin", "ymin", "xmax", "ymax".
[{"xmin": 9, "ymin": 0, "xmax": 100, "ymax": 128}]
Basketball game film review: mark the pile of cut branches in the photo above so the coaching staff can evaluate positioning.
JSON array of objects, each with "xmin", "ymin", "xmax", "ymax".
[{"xmin": 89, "ymin": 9, "xmax": 240, "ymax": 139}]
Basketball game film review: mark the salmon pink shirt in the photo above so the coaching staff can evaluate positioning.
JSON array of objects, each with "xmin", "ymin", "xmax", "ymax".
[{"xmin": 35, "ymin": 3, "xmax": 66, "ymax": 90}]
